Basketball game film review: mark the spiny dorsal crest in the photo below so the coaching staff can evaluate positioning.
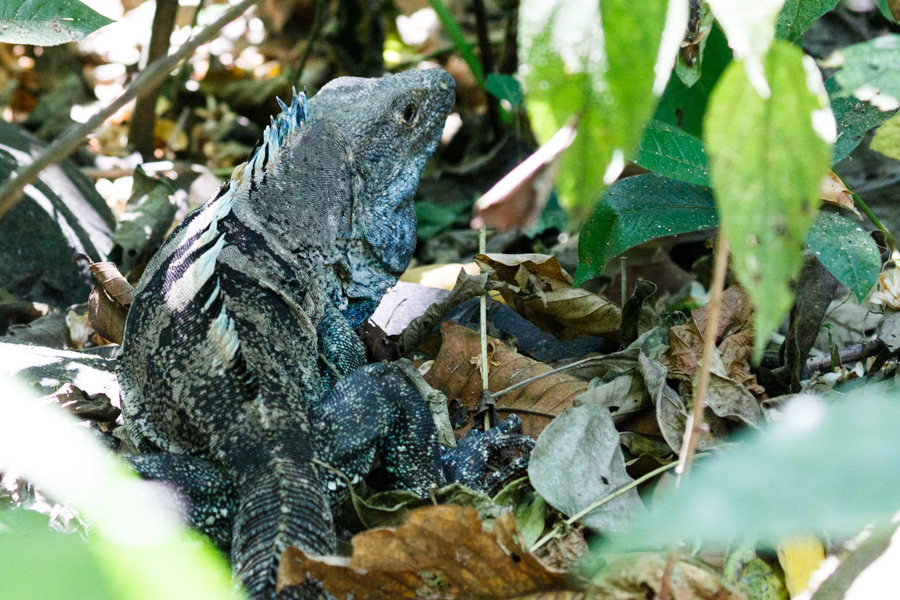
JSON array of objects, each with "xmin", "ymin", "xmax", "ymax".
[{"xmin": 232, "ymin": 88, "xmax": 310, "ymax": 186}]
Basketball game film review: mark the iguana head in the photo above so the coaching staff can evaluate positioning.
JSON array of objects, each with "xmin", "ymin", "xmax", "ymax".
[
  {"xmin": 309, "ymin": 68, "xmax": 456, "ymax": 325},
  {"xmin": 233, "ymin": 69, "xmax": 454, "ymax": 327}
]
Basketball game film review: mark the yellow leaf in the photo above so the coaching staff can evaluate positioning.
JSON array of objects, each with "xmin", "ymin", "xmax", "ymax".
[{"xmin": 777, "ymin": 533, "xmax": 825, "ymax": 596}]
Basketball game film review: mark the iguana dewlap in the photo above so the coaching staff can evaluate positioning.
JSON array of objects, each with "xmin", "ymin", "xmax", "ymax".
[{"xmin": 117, "ymin": 70, "xmax": 473, "ymax": 598}]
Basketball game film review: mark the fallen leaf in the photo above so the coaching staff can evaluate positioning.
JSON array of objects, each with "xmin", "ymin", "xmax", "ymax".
[
  {"xmin": 528, "ymin": 398, "xmax": 646, "ymax": 533},
  {"xmin": 476, "ymin": 253, "xmax": 621, "ymax": 341},
  {"xmin": 777, "ymin": 534, "xmax": 825, "ymax": 597},
  {"xmin": 85, "ymin": 261, "xmax": 133, "ymax": 344},
  {"xmin": 424, "ymin": 322, "xmax": 588, "ymax": 438},
  {"xmin": 40, "ymin": 382, "xmax": 119, "ymax": 422},
  {"xmin": 277, "ymin": 505, "xmax": 577, "ymax": 599},
  {"xmin": 87, "ymin": 261, "xmax": 134, "ymax": 307},
  {"xmin": 662, "ymin": 285, "xmax": 765, "ymax": 400},
  {"xmin": 592, "ymin": 553, "xmax": 733, "ymax": 599},
  {"xmin": 472, "ymin": 120, "xmax": 577, "ymax": 230},
  {"xmin": 110, "ymin": 165, "xmax": 176, "ymax": 275},
  {"xmin": 871, "ymin": 269, "xmax": 900, "ymax": 311}
]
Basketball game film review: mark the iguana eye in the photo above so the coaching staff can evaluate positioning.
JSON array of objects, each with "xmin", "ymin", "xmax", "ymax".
[{"xmin": 400, "ymin": 102, "xmax": 418, "ymax": 125}]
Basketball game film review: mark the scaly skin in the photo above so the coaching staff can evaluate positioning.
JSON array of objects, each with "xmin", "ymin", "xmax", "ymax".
[{"xmin": 118, "ymin": 70, "xmax": 455, "ymax": 598}]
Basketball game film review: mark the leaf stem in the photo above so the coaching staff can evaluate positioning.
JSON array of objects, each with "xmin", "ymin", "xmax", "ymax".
[{"xmin": 852, "ymin": 191, "xmax": 898, "ymax": 257}]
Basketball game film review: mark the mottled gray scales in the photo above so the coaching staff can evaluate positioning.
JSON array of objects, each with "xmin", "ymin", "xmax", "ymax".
[{"xmin": 118, "ymin": 69, "xmax": 531, "ymax": 599}]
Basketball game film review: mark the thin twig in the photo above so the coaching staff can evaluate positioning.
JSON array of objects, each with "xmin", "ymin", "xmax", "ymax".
[
  {"xmin": 677, "ymin": 234, "xmax": 729, "ymax": 481},
  {"xmin": 295, "ymin": 0, "xmax": 326, "ymax": 82},
  {"xmin": 479, "ymin": 226, "xmax": 490, "ymax": 430},
  {"xmin": 0, "ymin": 0, "xmax": 261, "ymax": 222},
  {"xmin": 130, "ymin": 0, "xmax": 179, "ymax": 160},
  {"xmin": 529, "ymin": 456, "xmax": 706, "ymax": 553},
  {"xmin": 471, "ymin": 0, "xmax": 502, "ymax": 142}
]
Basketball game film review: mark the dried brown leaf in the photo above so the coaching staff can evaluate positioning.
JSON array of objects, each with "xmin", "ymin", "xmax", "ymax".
[
  {"xmin": 88, "ymin": 285, "xmax": 127, "ymax": 344},
  {"xmin": 424, "ymin": 322, "xmax": 588, "ymax": 438},
  {"xmin": 40, "ymin": 381, "xmax": 120, "ymax": 422},
  {"xmin": 819, "ymin": 170, "xmax": 860, "ymax": 217},
  {"xmin": 88, "ymin": 261, "xmax": 134, "ymax": 307},
  {"xmin": 660, "ymin": 286, "xmax": 766, "ymax": 422},
  {"xmin": 476, "ymin": 254, "xmax": 621, "ymax": 341},
  {"xmin": 472, "ymin": 121, "xmax": 576, "ymax": 231},
  {"xmin": 277, "ymin": 505, "xmax": 577, "ymax": 599},
  {"xmin": 592, "ymin": 554, "xmax": 733, "ymax": 600}
]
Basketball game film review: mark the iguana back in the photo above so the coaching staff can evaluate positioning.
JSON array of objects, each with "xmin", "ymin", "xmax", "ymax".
[{"xmin": 117, "ymin": 69, "xmax": 455, "ymax": 598}]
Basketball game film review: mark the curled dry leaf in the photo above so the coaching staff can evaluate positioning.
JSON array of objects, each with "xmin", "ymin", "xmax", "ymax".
[
  {"xmin": 424, "ymin": 322, "xmax": 588, "ymax": 438},
  {"xmin": 88, "ymin": 285, "xmax": 127, "ymax": 344},
  {"xmin": 871, "ymin": 268, "xmax": 900, "ymax": 310},
  {"xmin": 277, "ymin": 505, "xmax": 577, "ymax": 599},
  {"xmin": 475, "ymin": 253, "xmax": 621, "ymax": 342},
  {"xmin": 88, "ymin": 261, "xmax": 134, "ymax": 307},
  {"xmin": 819, "ymin": 170, "xmax": 860, "ymax": 217},
  {"xmin": 662, "ymin": 285, "xmax": 765, "ymax": 400},
  {"xmin": 85, "ymin": 261, "xmax": 133, "ymax": 345}
]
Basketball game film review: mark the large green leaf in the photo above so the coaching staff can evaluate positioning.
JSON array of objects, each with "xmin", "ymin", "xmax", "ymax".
[
  {"xmin": 634, "ymin": 120, "xmax": 710, "ymax": 186},
  {"xmin": 519, "ymin": 0, "xmax": 670, "ymax": 220},
  {"xmin": 706, "ymin": 0, "xmax": 784, "ymax": 97},
  {"xmin": 704, "ymin": 41, "xmax": 832, "ymax": 359},
  {"xmin": 775, "ymin": 0, "xmax": 839, "ymax": 43},
  {"xmin": 806, "ymin": 210, "xmax": 881, "ymax": 301},
  {"xmin": 604, "ymin": 392, "xmax": 900, "ymax": 548},
  {"xmin": 575, "ymin": 174, "xmax": 718, "ymax": 283},
  {"xmin": 649, "ymin": 76, "xmax": 892, "ymax": 170},
  {"xmin": 0, "ymin": 376, "xmax": 238, "ymax": 599},
  {"xmin": 828, "ymin": 77, "xmax": 896, "ymax": 164},
  {"xmin": 0, "ymin": 0, "xmax": 114, "ymax": 46},
  {"xmin": 830, "ymin": 35, "xmax": 900, "ymax": 103}
]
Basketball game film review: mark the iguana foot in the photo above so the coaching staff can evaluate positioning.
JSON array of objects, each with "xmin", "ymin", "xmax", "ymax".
[
  {"xmin": 442, "ymin": 415, "xmax": 535, "ymax": 496},
  {"xmin": 126, "ymin": 453, "xmax": 236, "ymax": 552}
]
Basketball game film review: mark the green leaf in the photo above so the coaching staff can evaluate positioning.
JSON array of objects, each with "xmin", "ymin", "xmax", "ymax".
[
  {"xmin": 634, "ymin": 120, "xmax": 710, "ymax": 186},
  {"xmin": 775, "ymin": 0, "xmax": 839, "ymax": 43},
  {"xmin": 830, "ymin": 35, "xmax": 900, "ymax": 106},
  {"xmin": 828, "ymin": 77, "xmax": 896, "ymax": 164},
  {"xmin": 519, "ymin": 0, "xmax": 669, "ymax": 220},
  {"xmin": 604, "ymin": 392, "xmax": 900, "ymax": 549},
  {"xmin": 575, "ymin": 174, "xmax": 718, "ymax": 283},
  {"xmin": 0, "ymin": 0, "xmax": 114, "ymax": 46},
  {"xmin": 0, "ymin": 376, "xmax": 238, "ymax": 599},
  {"xmin": 704, "ymin": 41, "xmax": 832, "ymax": 359},
  {"xmin": 485, "ymin": 74, "xmax": 523, "ymax": 107},
  {"xmin": 870, "ymin": 111, "xmax": 900, "ymax": 160},
  {"xmin": 415, "ymin": 200, "xmax": 470, "ymax": 241},
  {"xmin": 806, "ymin": 210, "xmax": 880, "ymax": 301},
  {"xmin": 674, "ymin": 0, "xmax": 713, "ymax": 88},
  {"xmin": 428, "ymin": 0, "xmax": 484, "ymax": 85},
  {"xmin": 705, "ymin": 0, "xmax": 783, "ymax": 97},
  {"xmin": 655, "ymin": 24, "xmax": 732, "ymax": 137},
  {"xmin": 0, "ymin": 510, "xmax": 118, "ymax": 600},
  {"xmin": 876, "ymin": 0, "xmax": 900, "ymax": 22}
]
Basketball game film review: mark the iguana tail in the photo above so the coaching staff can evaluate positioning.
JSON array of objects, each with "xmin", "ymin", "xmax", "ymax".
[{"xmin": 229, "ymin": 455, "xmax": 334, "ymax": 599}]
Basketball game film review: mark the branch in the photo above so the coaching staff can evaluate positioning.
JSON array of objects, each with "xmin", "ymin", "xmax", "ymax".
[
  {"xmin": 129, "ymin": 0, "xmax": 179, "ymax": 160},
  {"xmin": 0, "ymin": 0, "xmax": 261, "ymax": 222}
]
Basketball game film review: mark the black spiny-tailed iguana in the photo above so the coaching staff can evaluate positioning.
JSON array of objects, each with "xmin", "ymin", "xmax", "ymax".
[{"xmin": 117, "ymin": 69, "xmax": 529, "ymax": 599}]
